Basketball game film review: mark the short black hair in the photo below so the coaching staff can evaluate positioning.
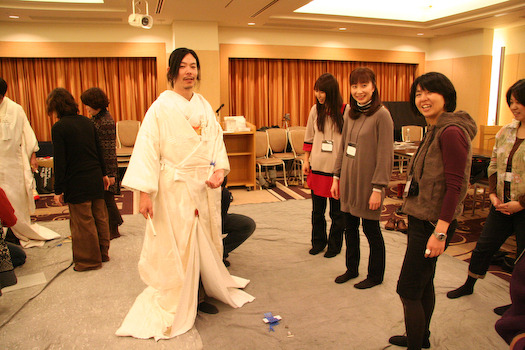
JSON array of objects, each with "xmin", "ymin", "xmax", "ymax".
[
  {"xmin": 46, "ymin": 88, "xmax": 79, "ymax": 118},
  {"xmin": 506, "ymin": 79, "xmax": 525, "ymax": 107},
  {"xmin": 409, "ymin": 72, "xmax": 456, "ymax": 116},
  {"xmin": 167, "ymin": 47, "xmax": 201, "ymax": 87},
  {"xmin": 0, "ymin": 78, "xmax": 7, "ymax": 97},
  {"xmin": 81, "ymin": 87, "xmax": 109, "ymax": 110}
]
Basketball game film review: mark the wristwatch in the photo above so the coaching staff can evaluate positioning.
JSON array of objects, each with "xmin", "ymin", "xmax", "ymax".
[{"xmin": 433, "ymin": 231, "xmax": 447, "ymax": 241}]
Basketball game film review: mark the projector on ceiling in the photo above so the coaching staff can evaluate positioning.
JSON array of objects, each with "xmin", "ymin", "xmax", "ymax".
[
  {"xmin": 129, "ymin": 0, "xmax": 153, "ymax": 29},
  {"xmin": 128, "ymin": 13, "xmax": 153, "ymax": 29}
]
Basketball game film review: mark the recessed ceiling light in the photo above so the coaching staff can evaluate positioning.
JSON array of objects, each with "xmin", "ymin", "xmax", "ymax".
[
  {"xmin": 9, "ymin": 15, "xmax": 20, "ymax": 19},
  {"xmin": 339, "ymin": 27, "xmax": 347, "ymax": 30},
  {"xmin": 417, "ymin": 33, "xmax": 424, "ymax": 35},
  {"xmin": 248, "ymin": 22, "xmax": 256, "ymax": 26}
]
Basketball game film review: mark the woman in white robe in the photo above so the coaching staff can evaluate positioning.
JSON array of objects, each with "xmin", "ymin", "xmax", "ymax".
[
  {"xmin": 116, "ymin": 48, "xmax": 254, "ymax": 340},
  {"xmin": 0, "ymin": 91, "xmax": 60, "ymax": 248}
]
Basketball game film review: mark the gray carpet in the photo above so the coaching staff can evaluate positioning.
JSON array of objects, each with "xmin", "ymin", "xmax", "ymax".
[{"xmin": 0, "ymin": 199, "xmax": 510, "ymax": 349}]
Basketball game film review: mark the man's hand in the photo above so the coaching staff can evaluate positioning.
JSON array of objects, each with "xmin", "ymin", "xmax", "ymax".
[
  {"xmin": 54, "ymin": 194, "xmax": 64, "ymax": 206},
  {"xmin": 139, "ymin": 192, "xmax": 153, "ymax": 219},
  {"xmin": 206, "ymin": 169, "xmax": 225, "ymax": 189},
  {"xmin": 30, "ymin": 153, "xmax": 38, "ymax": 172},
  {"xmin": 108, "ymin": 177, "xmax": 116, "ymax": 186}
]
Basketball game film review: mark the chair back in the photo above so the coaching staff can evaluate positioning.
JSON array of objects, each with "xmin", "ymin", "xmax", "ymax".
[
  {"xmin": 255, "ymin": 131, "xmax": 270, "ymax": 158},
  {"xmin": 288, "ymin": 126, "xmax": 306, "ymax": 132},
  {"xmin": 117, "ymin": 120, "xmax": 141, "ymax": 148},
  {"xmin": 266, "ymin": 128, "xmax": 288, "ymax": 154},
  {"xmin": 289, "ymin": 129, "xmax": 306, "ymax": 157},
  {"xmin": 401, "ymin": 125, "xmax": 424, "ymax": 142}
]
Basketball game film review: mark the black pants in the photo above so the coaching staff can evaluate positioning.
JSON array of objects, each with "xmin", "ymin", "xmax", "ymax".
[
  {"xmin": 343, "ymin": 212, "xmax": 385, "ymax": 282},
  {"xmin": 223, "ymin": 213, "xmax": 256, "ymax": 258},
  {"xmin": 311, "ymin": 192, "xmax": 344, "ymax": 253},
  {"xmin": 104, "ymin": 191, "xmax": 123, "ymax": 238},
  {"xmin": 469, "ymin": 205, "xmax": 525, "ymax": 277}
]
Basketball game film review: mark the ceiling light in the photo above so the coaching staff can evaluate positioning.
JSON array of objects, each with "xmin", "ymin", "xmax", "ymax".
[
  {"xmin": 295, "ymin": 0, "xmax": 510, "ymax": 22},
  {"xmin": 417, "ymin": 33, "xmax": 424, "ymax": 35},
  {"xmin": 248, "ymin": 22, "xmax": 256, "ymax": 26},
  {"xmin": 9, "ymin": 15, "xmax": 20, "ymax": 19},
  {"xmin": 339, "ymin": 27, "xmax": 347, "ymax": 30},
  {"xmin": 20, "ymin": 0, "xmax": 104, "ymax": 3}
]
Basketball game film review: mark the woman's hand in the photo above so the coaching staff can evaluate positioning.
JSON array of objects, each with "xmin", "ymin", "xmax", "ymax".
[
  {"xmin": 425, "ymin": 219, "xmax": 449, "ymax": 258},
  {"xmin": 103, "ymin": 176, "xmax": 110, "ymax": 190},
  {"xmin": 425, "ymin": 235, "xmax": 446, "ymax": 258},
  {"xmin": 139, "ymin": 191, "xmax": 153, "ymax": 219},
  {"xmin": 369, "ymin": 191, "xmax": 381, "ymax": 210},
  {"xmin": 206, "ymin": 169, "xmax": 225, "ymax": 189},
  {"xmin": 495, "ymin": 200, "xmax": 524, "ymax": 215},
  {"xmin": 489, "ymin": 193, "xmax": 502, "ymax": 207},
  {"xmin": 303, "ymin": 159, "xmax": 310, "ymax": 176},
  {"xmin": 108, "ymin": 177, "xmax": 116, "ymax": 186},
  {"xmin": 330, "ymin": 178, "xmax": 340, "ymax": 200}
]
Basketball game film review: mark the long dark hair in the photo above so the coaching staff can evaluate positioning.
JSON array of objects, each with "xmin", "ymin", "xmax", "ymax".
[
  {"xmin": 314, "ymin": 73, "xmax": 344, "ymax": 133},
  {"xmin": 349, "ymin": 67, "xmax": 382, "ymax": 120},
  {"xmin": 167, "ymin": 47, "xmax": 201, "ymax": 88},
  {"xmin": 409, "ymin": 72, "xmax": 456, "ymax": 117}
]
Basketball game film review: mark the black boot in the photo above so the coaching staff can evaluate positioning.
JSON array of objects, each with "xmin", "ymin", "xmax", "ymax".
[
  {"xmin": 447, "ymin": 276, "xmax": 476, "ymax": 299},
  {"xmin": 388, "ymin": 334, "xmax": 430, "ymax": 349}
]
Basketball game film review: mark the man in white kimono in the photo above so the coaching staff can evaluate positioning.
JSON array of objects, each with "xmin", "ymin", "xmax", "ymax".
[
  {"xmin": 116, "ymin": 48, "xmax": 254, "ymax": 341},
  {"xmin": 0, "ymin": 78, "xmax": 60, "ymax": 248}
]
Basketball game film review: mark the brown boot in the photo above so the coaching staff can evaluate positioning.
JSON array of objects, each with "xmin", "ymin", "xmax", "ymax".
[{"xmin": 396, "ymin": 218, "xmax": 408, "ymax": 233}]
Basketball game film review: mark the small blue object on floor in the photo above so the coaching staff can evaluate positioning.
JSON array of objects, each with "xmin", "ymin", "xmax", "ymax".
[{"xmin": 263, "ymin": 312, "xmax": 281, "ymax": 332}]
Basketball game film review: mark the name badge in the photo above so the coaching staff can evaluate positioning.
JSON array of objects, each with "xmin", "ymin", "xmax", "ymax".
[
  {"xmin": 504, "ymin": 172, "xmax": 513, "ymax": 182},
  {"xmin": 403, "ymin": 175, "xmax": 412, "ymax": 198},
  {"xmin": 321, "ymin": 140, "xmax": 333, "ymax": 152},
  {"xmin": 346, "ymin": 142, "xmax": 356, "ymax": 157}
]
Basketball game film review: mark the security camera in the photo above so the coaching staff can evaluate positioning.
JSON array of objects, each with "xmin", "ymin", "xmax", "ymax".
[{"xmin": 128, "ymin": 0, "xmax": 153, "ymax": 29}]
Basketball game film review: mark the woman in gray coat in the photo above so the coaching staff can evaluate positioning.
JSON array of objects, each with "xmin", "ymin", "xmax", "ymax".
[{"xmin": 331, "ymin": 67, "xmax": 394, "ymax": 289}]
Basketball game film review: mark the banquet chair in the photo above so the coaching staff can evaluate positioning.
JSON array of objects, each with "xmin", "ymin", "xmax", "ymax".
[
  {"xmin": 288, "ymin": 128, "xmax": 307, "ymax": 185},
  {"xmin": 255, "ymin": 131, "xmax": 288, "ymax": 189},
  {"xmin": 266, "ymin": 128, "xmax": 295, "ymax": 180},
  {"xmin": 116, "ymin": 120, "xmax": 141, "ymax": 167},
  {"xmin": 396, "ymin": 125, "xmax": 424, "ymax": 172}
]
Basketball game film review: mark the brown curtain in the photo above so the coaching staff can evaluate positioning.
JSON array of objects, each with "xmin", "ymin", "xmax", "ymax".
[
  {"xmin": 229, "ymin": 58, "xmax": 417, "ymax": 129},
  {"xmin": 0, "ymin": 57, "xmax": 157, "ymax": 141}
]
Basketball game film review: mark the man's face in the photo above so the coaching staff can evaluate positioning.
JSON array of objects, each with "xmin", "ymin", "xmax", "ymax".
[{"xmin": 173, "ymin": 53, "xmax": 198, "ymax": 93}]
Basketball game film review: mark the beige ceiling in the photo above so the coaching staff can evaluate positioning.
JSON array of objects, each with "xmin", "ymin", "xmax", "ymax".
[{"xmin": 1, "ymin": 0, "xmax": 524, "ymax": 38}]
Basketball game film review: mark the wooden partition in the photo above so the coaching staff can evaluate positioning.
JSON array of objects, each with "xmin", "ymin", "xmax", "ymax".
[{"xmin": 478, "ymin": 125, "xmax": 502, "ymax": 150}]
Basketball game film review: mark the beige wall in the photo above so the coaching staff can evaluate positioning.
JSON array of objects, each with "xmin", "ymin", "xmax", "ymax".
[
  {"xmin": 496, "ymin": 26, "xmax": 525, "ymax": 125},
  {"xmin": 1, "ymin": 21, "xmax": 523, "ymax": 135}
]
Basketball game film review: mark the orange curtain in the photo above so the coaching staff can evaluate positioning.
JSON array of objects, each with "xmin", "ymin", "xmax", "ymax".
[
  {"xmin": 0, "ymin": 57, "xmax": 157, "ymax": 141},
  {"xmin": 229, "ymin": 58, "xmax": 417, "ymax": 129}
]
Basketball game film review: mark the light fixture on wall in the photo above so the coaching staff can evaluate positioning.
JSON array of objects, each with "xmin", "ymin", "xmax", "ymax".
[{"xmin": 128, "ymin": 0, "xmax": 153, "ymax": 29}]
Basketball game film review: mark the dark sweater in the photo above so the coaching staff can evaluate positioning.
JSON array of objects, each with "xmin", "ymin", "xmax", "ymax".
[
  {"xmin": 91, "ymin": 109, "xmax": 118, "ymax": 194},
  {"xmin": 52, "ymin": 114, "xmax": 106, "ymax": 204}
]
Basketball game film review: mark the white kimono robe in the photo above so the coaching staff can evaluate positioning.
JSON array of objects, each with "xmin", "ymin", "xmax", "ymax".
[
  {"xmin": 0, "ymin": 97, "xmax": 59, "ymax": 247},
  {"xmin": 116, "ymin": 90, "xmax": 254, "ymax": 340}
]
